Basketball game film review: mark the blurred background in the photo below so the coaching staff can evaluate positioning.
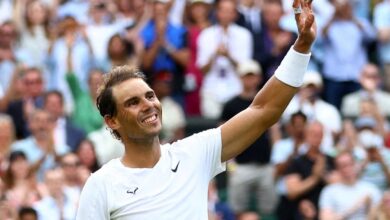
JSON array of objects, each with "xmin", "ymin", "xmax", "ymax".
[{"xmin": 1, "ymin": 0, "xmax": 390, "ymax": 219}]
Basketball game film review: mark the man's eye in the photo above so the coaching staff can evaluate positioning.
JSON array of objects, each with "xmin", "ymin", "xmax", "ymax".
[
  {"xmin": 126, "ymin": 100, "xmax": 138, "ymax": 107},
  {"xmin": 147, "ymin": 94, "xmax": 155, "ymax": 100}
]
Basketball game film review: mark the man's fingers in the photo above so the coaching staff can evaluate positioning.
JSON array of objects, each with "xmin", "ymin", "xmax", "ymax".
[
  {"xmin": 292, "ymin": 0, "xmax": 301, "ymax": 23},
  {"xmin": 303, "ymin": 13, "xmax": 315, "ymax": 32}
]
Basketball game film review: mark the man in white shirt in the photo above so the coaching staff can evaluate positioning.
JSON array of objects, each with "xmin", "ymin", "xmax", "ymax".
[
  {"xmin": 319, "ymin": 151, "xmax": 381, "ymax": 220},
  {"xmin": 76, "ymin": 0, "xmax": 316, "ymax": 218},
  {"xmin": 197, "ymin": 0, "xmax": 253, "ymax": 119}
]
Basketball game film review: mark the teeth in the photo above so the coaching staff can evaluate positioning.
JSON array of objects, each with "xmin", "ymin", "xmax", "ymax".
[{"xmin": 144, "ymin": 115, "xmax": 157, "ymax": 124}]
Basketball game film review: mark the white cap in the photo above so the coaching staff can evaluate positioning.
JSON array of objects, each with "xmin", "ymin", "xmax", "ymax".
[
  {"xmin": 358, "ymin": 130, "xmax": 383, "ymax": 149},
  {"xmin": 302, "ymin": 71, "xmax": 323, "ymax": 87},
  {"xmin": 189, "ymin": 0, "xmax": 213, "ymax": 4},
  {"xmin": 237, "ymin": 60, "xmax": 262, "ymax": 76},
  {"xmin": 154, "ymin": 0, "xmax": 171, "ymax": 3}
]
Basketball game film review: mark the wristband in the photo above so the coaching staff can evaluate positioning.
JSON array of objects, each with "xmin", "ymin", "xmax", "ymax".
[{"xmin": 274, "ymin": 47, "xmax": 311, "ymax": 87}]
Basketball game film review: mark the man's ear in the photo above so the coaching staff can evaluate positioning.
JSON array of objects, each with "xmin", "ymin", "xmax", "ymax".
[{"xmin": 104, "ymin": 115, "xmax": 120, "ymax": 130}]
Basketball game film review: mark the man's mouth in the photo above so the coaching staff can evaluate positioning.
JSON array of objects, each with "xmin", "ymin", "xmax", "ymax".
[{"xmin": 142, "ymin": 114, "xmax": 158, "ymax": 124}]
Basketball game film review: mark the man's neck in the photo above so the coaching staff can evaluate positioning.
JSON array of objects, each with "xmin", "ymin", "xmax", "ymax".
[
  {"xmin": 121, "ymin": 137, "xmax": 161, "ymax": 168},
  {"xmin": 342, "ymin": 177, "xmax": 357, "ymax": 186}
]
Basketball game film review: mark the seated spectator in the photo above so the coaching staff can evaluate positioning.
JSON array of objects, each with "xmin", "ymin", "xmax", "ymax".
[
  {"xmin": 6, "ymin": 67, "xmax": 45, "ymax": 139},
  {"xmin": 33, "ymin": 168, "xmax": 78, "ymax": 220},
  {"xmin": 76, "ymin": 139, "xmax": 100, "ymax": 173},
  {"xmin": 357, "ymin": 120, "xmax": 390, "ymax": 192},
  {"xmin": 3, "ymin": 151, "xmax": 40, "ymax": 211},
  {"xmin": 197, "ymin": 0, "xmax": 252, "ymax": 119},
  {"xmin": 341, "ymin": 63, "xmax": 390, "ymax": 118},
  {"xmin": 43, "ymin": 90, "xmax": 86, "ymax": 152},
  {"xmin": 88, "ymin": 126, "xmax": 124, "ymax": 166},
  {"xmin": 151, "ymin": 70, "xmax": 186, "ymax": 143},
  {"xmin": 0, "ymin": 114, "xmax": 15, "ymax": 176},
  {"xmin": 11, "ymin": 110, "xmax": 70, "ymax": 181},
  {"xmin": 319, "ymin": 151, "xmax": 381, "ymax": 220},
  {"xmin": 18, "ymin": 206, "xmax": 38, "ymax": 220},
  {"xmin": 278, "ymin": 121, "xmax": 336, "ymax": 220},
  {"xmin": 59, "ymin": 153, "xmax": 83, "ymax": 197},
  {"xmin": 282, "ymin": 71, "xmax": 342, "ymax": 155}
]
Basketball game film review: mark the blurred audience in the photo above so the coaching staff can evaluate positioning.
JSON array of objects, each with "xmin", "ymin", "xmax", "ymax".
[
  {"xmin": 183, "ymin": 0, "xmax": 212, "ymax": 116},
  {"xmin": 373, "ymin": 0, "xmax": 390, "ymax": 92},
  {"xmin": 15, "ymin": 0, "xmax": 51, "ymax": 69},
  {"xmin": 221, "ymin": 60, "xmax": 275, "ymax": 219},
  {"xmin": 0, "ymin": 114, "xmax": 14, "ymax": 176},
  {"xmin": 282, "ymin": 71, "xmax": 342, "ymax": 155},
  {"xmin": 278, "ymin": 121, "xmax": 337, "ymax": 220},
  {"xmin": 254, "ymin": 0, "xmax": 295, "ymax": 82},
  {"xmin": 141, "ymin": 0, "xmax": 189, "ymax": 105},
  {"xmin": 43, "ymin": 90, "xmax": 86, "ymax": 151},
  {"xmin": 320, "ymin": 0, "xmax": 376, "ymax": 109},
  {"xmin": 341, "ymin": 63, "xmax": 390, "ymax": 118},
  {"xmin": 3, "ymin": 151, "xmax": 40, "ymax": 211},
  {"xmin": 0, "ymin": 1, "xmax": 389, "ymax": 219},
  {"xmin": 151, "ymin": 70, "xmax": 186, "ymax": 143},
  {"xmin": 88, "ymin": 126, "xmax": 124, "ymax": 166},
  {"xmin": 18, "ymin": 206, "xmax": 38, "ymax": 220},
  {"xmin": 65, "ymin": 43, "xmax": 104, "ymax": 133},
  {"xmin": 33, "ymin": 168, "xmax": 78, "ymax": 220},
  {"xmin": 6, "ymin": 67, "xmax": 45, "ymax": 139},
  {"xmin": 48, "ymin": 16, "xmax": 93, "ymax": 113},
  {"xmin": 319, "ymin": 151, "xmax": 381, "ymax": 220},
  {"xmin": 197, "ymin": 0, "xmax": 252, "ymax": 119},
  {"xmin": 76, "ymin": 139, "xmax": 100, "ymax": 173},
  {"xmin": 11, "ymin": 110, "xmax": 70, "ymax": 181},
  {"xmin": 356, "ymin": 120, "xmax": 390, "ymax": 192},
  {"xmin": 369, "ymin": 190, "xmax": 390, "ymax": 220}
]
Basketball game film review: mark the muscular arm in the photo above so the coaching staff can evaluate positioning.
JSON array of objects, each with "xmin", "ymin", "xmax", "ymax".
[{"xmin": 220, "ymin": 0, "xmax": 316, "ymax": 162}]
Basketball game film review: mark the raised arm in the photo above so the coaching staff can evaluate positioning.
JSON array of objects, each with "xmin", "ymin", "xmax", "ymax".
[{"xmin": 220, "ymin": 0, "xmax": 316, "ymax": 162}]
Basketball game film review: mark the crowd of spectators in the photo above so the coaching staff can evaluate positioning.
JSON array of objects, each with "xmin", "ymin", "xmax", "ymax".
[{"xmin": 0, "ymin": 0, "xmax": 390, "ymax": 219}]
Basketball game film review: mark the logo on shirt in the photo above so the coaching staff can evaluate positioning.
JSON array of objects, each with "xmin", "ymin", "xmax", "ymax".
[
  {"xmin": 126, "ymin": 187, "xmax": 139, "ymax": 195},
  {"xmin": 171, "ymin": 161, "xmax": 180, "ymax": 173}
]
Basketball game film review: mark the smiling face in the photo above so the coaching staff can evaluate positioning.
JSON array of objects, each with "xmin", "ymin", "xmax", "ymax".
[{"xmin": 108, "ymin": 78, "xmax": 162, "ymax": 142}]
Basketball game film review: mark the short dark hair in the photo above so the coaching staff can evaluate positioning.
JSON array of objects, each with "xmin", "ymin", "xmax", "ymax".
[
  {"xmin": 18, "ymin": 206, "xmax": 38, "ymax": 219},
  {"xmin": 96, "ymin": 65, "xmax": 146, "ymax": 139},
  {"xmin": 43, "ymin": 90, "xmax": 64, "ymax": 105},
  {"xmin": 290, "ymin": 111, "xmax": 307, "ymax": 124}
]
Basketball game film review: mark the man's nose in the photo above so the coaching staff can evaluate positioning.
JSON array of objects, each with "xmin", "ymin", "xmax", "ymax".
[{"xmin": 141, "ymin": 98, "xmax": 154, "ymax": 111}]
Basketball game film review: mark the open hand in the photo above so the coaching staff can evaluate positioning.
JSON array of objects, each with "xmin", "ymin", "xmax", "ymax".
[{"xmin": 293, "ymin": 0, "xmax": 317, "ymax": 53}]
